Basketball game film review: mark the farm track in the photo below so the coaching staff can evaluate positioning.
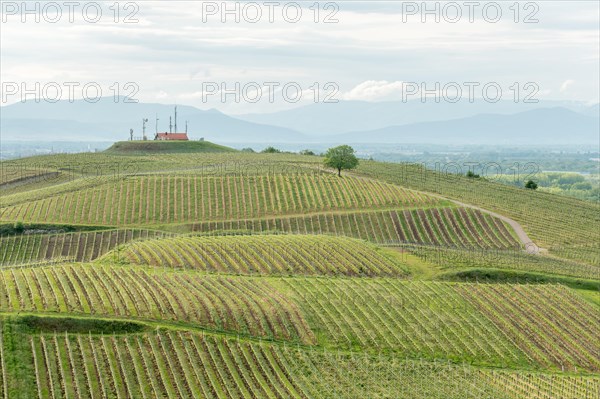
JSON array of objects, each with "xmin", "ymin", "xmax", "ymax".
[{"xmin": 341, "ymin": 168, "xmax": 541, "ymax": 253}]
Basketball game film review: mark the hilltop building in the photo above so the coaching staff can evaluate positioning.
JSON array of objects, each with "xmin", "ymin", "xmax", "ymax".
[
  {"xmin": 129, "ymin": 106, "xmax": 190, "ymax": 141},
  {"xmin": 154, "ymin": 106, "xmax": 189, "ymax": 140},
  {"xmin": 155, "ymin": 132, "xmax": 189, "ymax": 141}
]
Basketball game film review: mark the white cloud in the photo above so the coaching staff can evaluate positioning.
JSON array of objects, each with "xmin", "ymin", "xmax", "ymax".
[
  {"xmin": 0, "ymin": 1, "xmax": 597, "ymax": 112},
  {"xmin": 560, "ymin": 79, "xmax": 575, "ymax": 93},
  {"xmin": 342, "ymin": 80, "xmax": 405, "ymax": 101}
]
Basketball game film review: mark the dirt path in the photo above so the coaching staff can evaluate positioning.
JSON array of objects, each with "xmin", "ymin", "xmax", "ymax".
[
  {"xmin": 448, "ymin": 199, "xmax": 544, "ymax": 254},
  {"xmin": 337, "ymin": 168, "xmax": 544, "ymax": 254}
]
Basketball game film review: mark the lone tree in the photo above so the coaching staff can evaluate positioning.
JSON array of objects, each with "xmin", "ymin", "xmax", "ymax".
[
  {"xmin": 525, "ymin": 180, "xmax": 538, "ymax": 190},
  {"xmin": 261, "ymin": 146, "xmax": 281, "ymax": 153},
  {"xmin": 324, "ymin": 145, "xmax": 359, "ymax": 177}
]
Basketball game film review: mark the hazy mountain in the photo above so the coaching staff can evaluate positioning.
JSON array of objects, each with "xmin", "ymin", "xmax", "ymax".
[
  {"xmin": 2, "ymin": 98, "xmax": 597, "ymax": 145},
  {"xmin": 237, "ymin": 100, "xmax": 600, "ymax": 136},
  {"xmin": 0, "ymin": 97, "xmax": 306, "ymax": 143},
  {"xmin": 333, "ymin": 108, "xmax": 599, "ymax": 145}
]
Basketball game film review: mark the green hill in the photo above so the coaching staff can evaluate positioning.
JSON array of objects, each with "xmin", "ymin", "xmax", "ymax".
[
  {"xmin": 105, "ymin": 140, "xmax": 237, "ymax": 154},
  {"xmin": 0, "ymin": 149, "xmax": 598, "ymax": 398}
]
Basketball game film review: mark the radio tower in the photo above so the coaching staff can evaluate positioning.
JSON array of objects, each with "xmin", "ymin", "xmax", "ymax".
[
  {"xmin": 174, "ymin": 106, "xmax": 178, "ymax": 132},
  {"xmin": 142, "ymin": 118, "xmax": 148, "ymax": 140}
]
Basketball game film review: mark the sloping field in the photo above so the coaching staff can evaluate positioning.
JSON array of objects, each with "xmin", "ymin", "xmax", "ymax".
[
  {"xmin": 0, "ymin": 265, "xmax": 314, "ymax": 344},
  {"xmin": 409, "ymin": 245, "xmax": 600, "ymax": 280},
  {"xmin": 455, "ymin": 283, "xmax": 600, "ymax": 372},
  {"xmin": 118, "ymin": 234, "xmax": 407, "ymax": 277},
  {"xmin": 480, "ymin": 370, "xmax": 600, "ymax": 399},
  {"xmin": 1, "ymin": 266, "xmax": 596, "ymax": 370},
  {"xmin": 278, "ymin": 279, "xmax": 600, "ymax": 371},
  {"xmin": 7, "ymin": 324, "xmax": 584, "ymax": 399},
  {"xmin": 357, "ymin": 161, "xmax": 600, "ymax": 265},
  {"xmin": 1, "ymin": 151, "xmax": 598, "ymax": 397},
  {"xmin": 187, "ymin": 207, "xmax": 521, "ymax": 248},
  {"xmin": 0, "ymin": 175, "xmax": 440, "ymax": 225},
  {"xmin": 0, "ymin": 229, "xmax": 174, "ymax": 266},
  {"xmin": 278, "ymin": 278, "xmax": 526, "ymax": 365},
  {"xmin": 0, "ymin": 166, "xmax": 51, "ymax": 185}
]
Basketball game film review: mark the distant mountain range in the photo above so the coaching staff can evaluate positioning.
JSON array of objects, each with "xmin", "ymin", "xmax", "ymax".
[
  {"xmin": 0, "ymin": 98, "xmax": 307, "ymax": 143},
  {"xmin": 333, "ymin": 108, "xmax": 599, "ymax": 145},
  {"xmin": 1, "ymin": 97, "xmax": 598, "ymax": 145},
  {"xmin": 237, "ymin": 99, "xmax": 600, "ymax": 136}
]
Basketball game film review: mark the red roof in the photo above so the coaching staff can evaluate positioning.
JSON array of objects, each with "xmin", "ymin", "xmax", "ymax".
[{"xmin": 155, "ymin": 133, "xmax": 189, "ymax": 141}]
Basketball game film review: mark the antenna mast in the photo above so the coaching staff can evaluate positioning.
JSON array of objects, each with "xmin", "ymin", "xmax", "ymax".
[
  {"xmin": 174, "ymin": 105, "xmax": 178, "ymax": 132},
  {"xmin": 169, "ymin": 117, "xmax": 172, "ymax": 133},
  {"xmin": 155, "ymin": 114, "xmax": 159, "ymax": 134},
  {"xmin": 185, "ymin": 120, "xmax": 188, "ymax": 134},
  {"xmin": 142, "ymin": 118, "xmax": 148, "ymax": 140}
]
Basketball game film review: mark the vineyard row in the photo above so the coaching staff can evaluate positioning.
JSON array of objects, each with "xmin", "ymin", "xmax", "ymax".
[
  {"xmin": 4, "ymin": 328, "xmax": 596, "ymax": 399},
  {"xmin": 189, "ymin": 207, "xmax": 521, "ymax": 249},
  {"xmin": 0, "ymin": 174, "xmax": 439, "ymax": 225},
  {"xmin": 0, "ymin": 265, "xmax": 314, "ymax": 344},
  {"xmin": 0, "ymin": 229, "xmax": 173, "ymax": 267},
  {"xmin": 121, "ymin": 234, "xmax": 406, "ymax": 277}
]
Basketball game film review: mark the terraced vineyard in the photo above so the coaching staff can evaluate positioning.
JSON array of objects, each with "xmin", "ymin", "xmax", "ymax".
[
  {"xmin": 480, "ymin": 370, "xmax": 599, "ymax": 399},
  {"xmin": 2, "ymin": 322, "xmax": 598, "ymax": 399},
  {"xmin": 0, "ymin": 265, "xmax": 314, "ymax": 343},
  {"xmin": 3, "ymin": 325, "xmax": 586, "ymax": 399},
  {"xmin": 119, "ymin": 234, "xmax": 407, "ymax": 276},
  {"xmin": 0, "ymin": 229, "xmax": 173, "ymax": 266},
  {"xmin": 456, "ymin": 283, "xmax": 600, "ymax": 372},
  {"xmin": 409, "ymin": 245, "xmax": 600, "ymax": 280},
  {"xmin": 0, "ymin": 147, "xmax": 597, "ymax": 398},
  {"xmin": 278, "ymin": 278, "xmax": 600, "ymax": 370},
  {"xmin": 186, "ymin": 207, "xmax": 521, "ymax": 248},
  {"xmin": 357, "ymin": 161, "xmax": 600, "ymax": 265},
  {"xmin": 0, "ymin": 174, "xmax": 440, "ymax": 225},
  {"xmin": 0, "ymin": 167, "xmax": 49, "ymax": 185}
]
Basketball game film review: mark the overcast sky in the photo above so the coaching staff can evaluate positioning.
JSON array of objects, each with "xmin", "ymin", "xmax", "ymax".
[{"xmin": 1, "ymin": 1, "xmax": 598, "ymax": 113}]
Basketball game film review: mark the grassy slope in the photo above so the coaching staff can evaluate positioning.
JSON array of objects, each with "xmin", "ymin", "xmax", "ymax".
[
  {"xmin": 1, "ymin": 150, "xmax": 599, "ymax": 397},
  {"xmin": 356, "ymin": 160, "xmax": 600, "ymax": 265},
  {"xmin": 8, "ymin": 315, "xmax": 570, "ymax": 399},
  {"xmin": 3, "ymin": 315, "xmax": 597, "ymax": 399},
  {"xmin": 105, "ymin": 140, "xmax": 237, "ymax": 154}
]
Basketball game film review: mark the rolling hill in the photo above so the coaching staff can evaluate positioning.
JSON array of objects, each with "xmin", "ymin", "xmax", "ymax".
[
  {"xmin": 0, "ymin": 149, "xmax": 598, "ymax": 398},
  {"xmin": 105, "ymin": 140, "xmax": 237, "ymax": 154}
]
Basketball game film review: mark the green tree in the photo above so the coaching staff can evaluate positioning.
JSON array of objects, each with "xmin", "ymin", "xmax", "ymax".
[
  {"xmin": 525, "ymin": 180, "xmax": 538, "ymax": 190},
  {"xmin": 13, "ymin": 221, "xmax": 24, "ymax": 234},
  {"xmin": 324, "ymin": 145, "xmax": 359, "ymax": 177},
  {"xmin": 261, "ymin": 146, "xmax": 281, "ymax": 153}
]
